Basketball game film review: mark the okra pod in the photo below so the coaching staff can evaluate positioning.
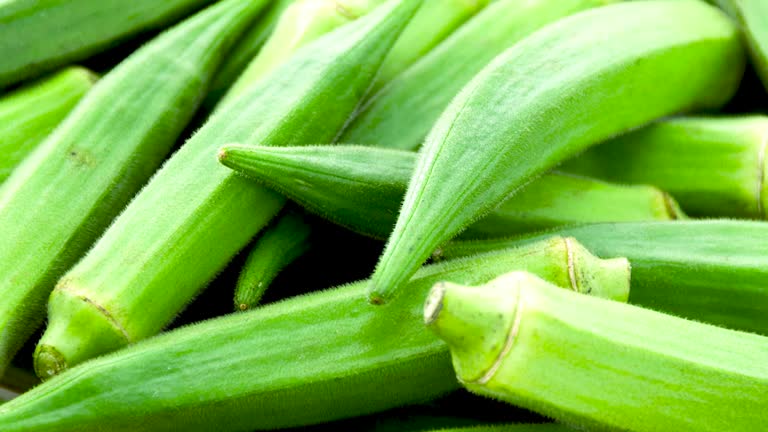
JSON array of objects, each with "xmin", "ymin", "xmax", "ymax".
[
  {"xmin": 369, "ymin": 0, "xmax": 745, "ymax": 304},
  {"xmin": 0, "ymin": 238, "xmax": 628, "ymax": 431},
  {"xmin": 370, "ymin": 0, "xmax": 490, "ymax": 91},
  {"xmin": 34, "ymin": 0, "xmax": 424, "ymax": 379},
  {"xmin": 218, "ymin": 145, "xmax": 684, "ymax": 239},
  {"xmin": 564, "ymin": 116, "xmax": 768, "ymax": 218},
  {"xmin": 203, "ymin": 0, "xmax": 295, "ymax": 109},
  {"xmin": 714, "ymin": 0, "xmax": 768, "ymax": 90},
  {"xmin": 0, "ymin": 67, "xmax": 96, "ymax": 183},
  {"xmin": 223, "ymin": 0, "xmax": 387, "ymax": 104},
  {"xmin": 0, "ymin": 0, "xmax": 271, "ymax": 380},
  {"xmin": 0, "ymin": 0, "xmax": 216, "ymax": 88},
  {"xmin": 341, "ymin": 0, "xmax": 613, "ymax": 150},
  {"xmin": 428, "ymin": 427, "xmax": 569, "ymax": 432},
  {"xmin": 426, "ymin": 271, "xmax": 768, "ymax": 431},
  {"xmin": 439, "ymin": 220, "xmax": 768, "ymax": 334},
  {"xmin": 235, "ymin": 209, "xmax": 312, "ymax": 311}
]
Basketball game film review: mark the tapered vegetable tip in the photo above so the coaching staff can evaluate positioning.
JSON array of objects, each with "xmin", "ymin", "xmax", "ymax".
[{"xmin": 368, "ymin": 0, "xmax": 744, "ymax": 304}]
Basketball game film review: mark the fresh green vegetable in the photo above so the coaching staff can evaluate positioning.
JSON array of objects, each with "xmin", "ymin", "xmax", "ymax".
[
  {"xmin": 218, "ymin": 144, "xmax": 684, "ymax": 239},
  {"xmin": 438, "ymin": 220, "xmax": 768, "ymax": 334},
  {"xmin": 426, "ymin": 271, "xmax": 768, "ymax": 432},
  {"xmin": 340, "ymin": 0, "xmax": 614, "ymax": 150},
  {"xmin": 0, "ymin": 0, "xmax": 272, "ymax": 381},
  {"xmin": 427, "ymin": 426, "xmax": 570, "ymax": 432},
  {"xmin": 0, "ymin": 238, "xmax": 628, "ymax": 431},
  {"xmin": 370, "ymin": 0, "xmax": 491, "ymax": 91},
  {"xmin": 714, "ymin": 0, "xmax": 768, "ymax": 90},
  {"xmin": 369, "ymin": 0, "xmax": 745, "ymax": 304},
  {"xmin": 0, "ymin": 67, "xmax": 96, "ymax": 183},
  {"xmin": 203, "ymin": 0, "xmax": 295, "ymax": 109},
  {"xmin": 564, "ymin": 116, "xmax": 768, "ymax": 218},
  {"xmin": 0, "ymin": 0, "xmax": 217, "ymax": 88},
  {"xmin": 223, "ymin": 0, "xmax": 387, "ymax": 105},
  {"xmin": 33, "ymin": 0, "xmax": 424, "ymax": 379},
  {"xmin": 235, "ymin": 209, "xmax": 312, "ymax": 311}
]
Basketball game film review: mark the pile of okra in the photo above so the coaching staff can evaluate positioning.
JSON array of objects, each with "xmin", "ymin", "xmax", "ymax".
[{"xmin": 0, "ymin": 0, "xmax": 767, "ymax": 431}]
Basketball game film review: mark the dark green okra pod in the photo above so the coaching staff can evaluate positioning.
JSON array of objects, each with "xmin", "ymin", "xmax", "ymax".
[
  {"xmin": 426, "ymin": 271, "xmax": 768, "ymax": 431},
  {"xmin": 0, "ymin": 238, "xmax": 628, "ymax": 431},
  {"xmin": 235, "ymin": 209, "xmax": 312, "ymax": 311},
  {"xmin": 341, "ymin": 0, "xmax": 615, "ymax": 150},
  {"xmin": 0, "ymin": 0, "xmax": 216, "ymax": 88},
  {"xmin": 218, "ymin": 144, "xmax": 684, "ymax": 239},
  {"xmin": 369, "ymin": 0, "xmax": 745, "ymax": 304},
  {"xmin": 34, "ymin": 0, "xmax": 424, "ymax": 379},
  {"xmin": 439, "ymin": 220, "xmax": 768, "ymax": 334},
  {"xmin": 0, "ymin": 0, "xmax": 272, "ymax": 380},
  {"xmin": 564, "ymin": 116, "xmax": 768, "ymax": 218},
  {"xmin": 0, "ymin": 67, "xmax": 96, "ymax": 183}
]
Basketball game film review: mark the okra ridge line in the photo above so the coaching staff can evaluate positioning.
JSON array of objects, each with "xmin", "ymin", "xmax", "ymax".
[
  {"xmin": 756, "ymin": 130, "xmax": 768, "ymax": 218},
  {"xmin": 51, "ymin": 284, "xmax": 132, "ymax": 344}
]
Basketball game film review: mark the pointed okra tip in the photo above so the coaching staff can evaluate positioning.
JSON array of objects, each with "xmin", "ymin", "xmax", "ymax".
[{"xmin": 424, "ymin": 275, "xmax": 524, "ymax": 383}]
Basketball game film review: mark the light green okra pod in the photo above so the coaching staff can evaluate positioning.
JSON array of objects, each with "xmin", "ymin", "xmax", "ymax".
[
  {"xmin": 0, "ymin": 0, "xmax": 272, "ymax": 381},
  {"xmin": 369, "ymin": 0, "xmax": 491, "ymax": 92},
  {"xmin": 428, "ymin": 426, "xmax": 570, "ymax": 432},
  {"xmin": 203, "ymin": 0, "xmax": 295, "ymax": 109},
  {"xmin": 0, "ymin": 238, "xmax": 628, "ymax": 431},
  {"xmin": 235, "ymin": 209, "xmax": 312, "ymax": 311},
  {"xmin": 223, "ymin": 0, "xmax": 387, "ymax": 105},
  {"xmin": 426, "ymin": 271, "xmax": 768, "ymax": 432},
  {"xmin": 218, "ymin": 145, "xmax": 684, "ymax": 239},
  {"xmin": 564, "ymin": 116, "xmax": 768, "ymax": 219},
  {"xmin": 0, "ymin": 67, "xmax": 96, "ymax": 183},
  {"xmin": 341, "ymin": 0, "xmax": 614, "ymax": 150},
  {"xmin": 369, "ymin": 0, "xmax": 745, "ymax": 304},
  {"xmin": 33, "ymin": 0, "xmax": 424, "ymax": 379},
  {"xmin": 0, "ymin": 0, "xmax": 217, "ymax": 88},
  {"xmin": 439, "ymin": 220, "xmax": 768, "ymax": 335},
  {"xmin": 714, "ymin": 0, "xmax": 768, "ymax": 90}
]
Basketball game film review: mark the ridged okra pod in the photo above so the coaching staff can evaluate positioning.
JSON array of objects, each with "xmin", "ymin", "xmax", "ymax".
[
  {"xmin": 0, "ymin": 0, "xmax": 271, "ymax": 380},
  {"xmin": 427, "ymin": 426, "xmax": 570, "ymax": 432},
  {"xmin": 369, "ymin": 0, "xmax": 490, "ymax": 91},
  {"xmin": 203, "ymin": 0, "xmax": 295, "ymax": 109},
  {"xmin": 0, "ymin": 238, "xmax": 628, "ymax": 431},
  {"xmin": 0, "ymin": 0, "xmax": 216, "ymax": 88},
  {"xmin": 223, "ymin": 0, "xmax": 387, "ymax": 104},
  {"xmin": 0, "ymin": 67, "xmax": 96, "ymax": 183},
  {"xmin": 341, "ymin": 0, "xmax": 613, "ymax": 150},
  {"xmin": 218, "ymin": 145, "xmax": 684, "ymax": 239},
  {"xmin": 235, "ymin": 209, "xmax": 312, "ymax": 311},
  {"xmin": 714, "ymin": 0, "xmax": 768, "ymax": 90},
  {"xmin": 369, "ymin": 0, "xmax": 745, "ymax": 304},
  {"xmin": 426, "ymin": 271, "xmax": 768, "ymax": 431},
  {"xmin": 564, "ymin": 116, "xmax": 768, "ymax": 218},
  {"xmin": 34, "ymin": 0, "xmax": 424, "ymax": 379},
  {"xmin": 439, "ymin": 220, "xmax": 768, "ymax": 334}
]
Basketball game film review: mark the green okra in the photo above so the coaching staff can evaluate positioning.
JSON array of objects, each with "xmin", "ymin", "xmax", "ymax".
[
  {"xmin": 341, "ymin": 0, "xmax": 613, "ymax": 150},
  {"xmin": 369, "ymin": 0, "xmax": 745, "ymax": 304},
  {"xmin": 426, "ymin": 271, "xmax": 768, "ymax": 432},
  {"xmin": 0, "ymin": 67, "xmax": 96, "ymax": 183},
  {"xmin": 439, "ymin": 220, "xmax": 768, "ymax": 335},
  {"xmin": 714, "ymin": 0, "xmax": 768, "ymax": 90},
  {"xmin": 564, "ymin": 116, "xmax": 768, "ymax": 219},
  {"xmin": 0, "ymin": 0, "xmax": 217, "ymax": 88},
  {"xmin": 369, "ymin": 0, "xmax": 490, "ymax": 92},
  {"xmin": 0, "ymin": 238, "xmax": 628, "ymax": 431},
  {"xmin": 203, "ymin": 0, "xmax": 295, "ymax": 109},
  {"xmin": 235, "ymin": 209, "xmax": 312, "ymax": 311},
  {"xmin": 0, "ymin": 0, "xmax": 272, "ymax": 381},
  {"xmin": 428, "ymin": 426, "xmax": 569, "ymax": 432},
  {"xmin": 223, "ymin": 0, "xmax": 387, "ymax": 105},
  {"xmin": 33, "ymin": 0, "xmax": 424, "ymax": 380},
  {"xmin": 218, "ymin": 145, "xmax": 684, "ymax": 239}
]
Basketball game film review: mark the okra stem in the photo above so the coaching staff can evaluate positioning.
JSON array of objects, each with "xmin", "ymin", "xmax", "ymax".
[{"xmin": 427, "ymin": 271, "xmax": 768, "ymax": 431}]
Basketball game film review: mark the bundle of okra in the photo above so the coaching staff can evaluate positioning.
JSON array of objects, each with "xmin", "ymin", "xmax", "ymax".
[{"xmin": 0, "ymin": 0, "xmax": 766, "ymax": 430}]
